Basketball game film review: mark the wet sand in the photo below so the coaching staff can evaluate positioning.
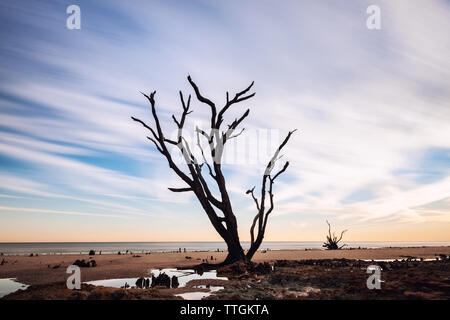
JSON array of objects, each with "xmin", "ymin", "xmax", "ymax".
[{"xmin": 1, "ymin": 246, "xmax": 449, "ymax": 285}]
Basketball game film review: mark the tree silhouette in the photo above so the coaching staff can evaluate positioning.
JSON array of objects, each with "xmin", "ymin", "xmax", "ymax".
[
  {"xmin": 323, "ymin": 220, "xmax": 347, "ymax": 250},
  {"xmin": 132, "ymin": 76, "xmax": 295, "ymax": 264}
]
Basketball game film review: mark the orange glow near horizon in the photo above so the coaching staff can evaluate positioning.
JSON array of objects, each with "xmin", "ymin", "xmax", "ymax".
[{"xmin": 1, "ymin": 220, "xmax": 449, "ymax": 243}]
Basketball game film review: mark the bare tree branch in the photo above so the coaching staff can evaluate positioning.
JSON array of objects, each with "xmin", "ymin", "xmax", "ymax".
[
  {"xmin": 132, "ymin": 92, "xmax": 193, "ymax": 187},
  {"xmin": 196, "ymin": 127, "xmax": 216, "ymax": 180},
  {"xmin": 146, "ymin": 136, "xmax": 163, "ymax": 154},
  {"xmin": 131, "ymin": 116, "xmax": 159, "ymax": 142},
  {"xmin": 168, "ymin": 187, "xmax": 193, "ymax": 192},
  {"xmin": 247, "ymin": 130, "xmax": 296, "ymax": 257},
  {"xmin": 216, "ymin": 81, "xmax": 255, "ymax": 128},
  {"xmin": 187, "ymin": 75, "xmax": 216, "ymax": 128},
  {"xmin": 246, "ymin": 186, "xmax": 260, "ymax": 212}
]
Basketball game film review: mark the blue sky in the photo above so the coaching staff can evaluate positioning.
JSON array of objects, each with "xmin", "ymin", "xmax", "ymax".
[{"xmin": 0, "ymin": 0, "xmax": 449, "ymax": 241}]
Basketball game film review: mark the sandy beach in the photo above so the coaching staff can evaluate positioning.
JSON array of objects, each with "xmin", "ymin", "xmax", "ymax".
[{"xmin": 1, "ymin": 246, "xmax": 449, "ymax": 286}]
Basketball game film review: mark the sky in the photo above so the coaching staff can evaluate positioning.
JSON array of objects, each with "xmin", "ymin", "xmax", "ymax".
[{"xmin": 0, "ymin": 0, "xmax": 449, "ymax": 242}]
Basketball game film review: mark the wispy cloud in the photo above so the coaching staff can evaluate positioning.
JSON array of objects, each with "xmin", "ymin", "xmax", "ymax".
[
  {"xmin": 0, "ymin": 205, "xmax": 133, "ymax": 219},
  {"xmin": 0, "ymin": 0, "xmax": 449, "ymax": 241}
]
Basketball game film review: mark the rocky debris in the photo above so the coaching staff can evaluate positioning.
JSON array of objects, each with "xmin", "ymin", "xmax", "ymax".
[
  {"xmin": 273, "ymin": 258, "xmax": 428, "ymax": 271},
  {"xmin": 275, "ymin": 258, "xmax": 365, "ymax": 268},
  {"xmin": 218, "ymin": 261, "xmax": 273, "ymax": 277},
  {"xmin": 210, "ymin": 258, "xmax": 450, "ymax": 300},
  {"xmin": 437, "ymin": 254, "xmax": 449, "ymax": 261},
  {"xmin": 217, "ymin": 262, "xmax": 250, "ymax": 276},
  {"xmin": 254, "ymin": 262, "xmax": 272, "ymax": 274},
  {"xmin": 185, "ymin": 256, "xmax": 192, "ymax": 259},
  {"xmin": 73, "ymin": 259, "xmax": 97, "ymax": 268},
  {"xmin": 88, "ymin": 250, "xmax": 95, "ymax": 256}
]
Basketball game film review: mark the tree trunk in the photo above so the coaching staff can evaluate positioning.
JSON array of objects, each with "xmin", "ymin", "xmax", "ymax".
[
  {"xmin": 223, "ymin": 236, "xmax": 247, "ymax": 264},
  {"xmin": 246, "ymin": 237, "xmax": 262, "ymax": 261}
]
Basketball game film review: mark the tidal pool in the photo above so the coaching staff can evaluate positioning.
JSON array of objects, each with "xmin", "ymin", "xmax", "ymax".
[
  {"xmin": 363, "ymin": 258, "xmax": 436, "ymax": 262},
  {"xmin": 85, "ymin": 268, "xmax": 227, "ymax": 289},
  {"xmin": 175, "ymin": 286, "xmax": 224, "ymax": 300},
  {"xmin": 0, "ymin": 278, "xmax": 29, "ymax": 298}
]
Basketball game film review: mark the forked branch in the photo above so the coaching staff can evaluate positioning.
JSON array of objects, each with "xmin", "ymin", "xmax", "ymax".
[{"xmin": 247, "ymin": 130, "xmax": 296, "ymax": 257}]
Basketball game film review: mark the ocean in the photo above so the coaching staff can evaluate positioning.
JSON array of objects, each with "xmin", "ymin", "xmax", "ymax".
[{"xmin": 0, "ymin": 241, "xmax": 449, "ymax": 255}]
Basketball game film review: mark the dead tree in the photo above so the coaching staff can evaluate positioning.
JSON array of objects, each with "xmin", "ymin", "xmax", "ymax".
[
  {"xmin": 132, "ymin": 75, "xmax": 295, "ymax": 264},
  {"xmin": 323, "ymin": 220, "xmax": 347, "ymax": 250}
]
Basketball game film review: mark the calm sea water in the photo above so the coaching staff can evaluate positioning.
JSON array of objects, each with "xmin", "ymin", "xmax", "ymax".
[{"xmin": 0, "ymin": 241, "xmax": 449, "ymax": 255}]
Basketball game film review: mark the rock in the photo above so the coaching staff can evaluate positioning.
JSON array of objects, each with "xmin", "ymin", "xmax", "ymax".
[
  {"xmin": 253, "ymin": 262, "xmax": 272, "ymax": 275},
  {"xmin": 218, "ymin": 261, "xmax": 253, "ymax": 276},
  {"xmin": 73, "ymin": 259, "xmax": 96, "ymax": 268},
  {"xmin": 89, "ymin": 250, "xmax": 95, "ymax": 256}
]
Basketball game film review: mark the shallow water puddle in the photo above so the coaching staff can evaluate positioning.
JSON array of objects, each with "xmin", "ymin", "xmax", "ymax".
[
  {"xmin": 85, "ymin": 268, "xmax": 227, "ymax": 289},
  {"xmin": 84, "ymin": 277, "xmax": 140, "ymax": 288},
  {"xmin": 363, "ymin": 258, "xmax": 436, "ymax": 262},
  {"xmin": 175, "ymin": 286, "xmax": 224, "ymax": 300},
  {"xmin": 0, "ymin": 278, "xmax": 29, "ymax": 298}
]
